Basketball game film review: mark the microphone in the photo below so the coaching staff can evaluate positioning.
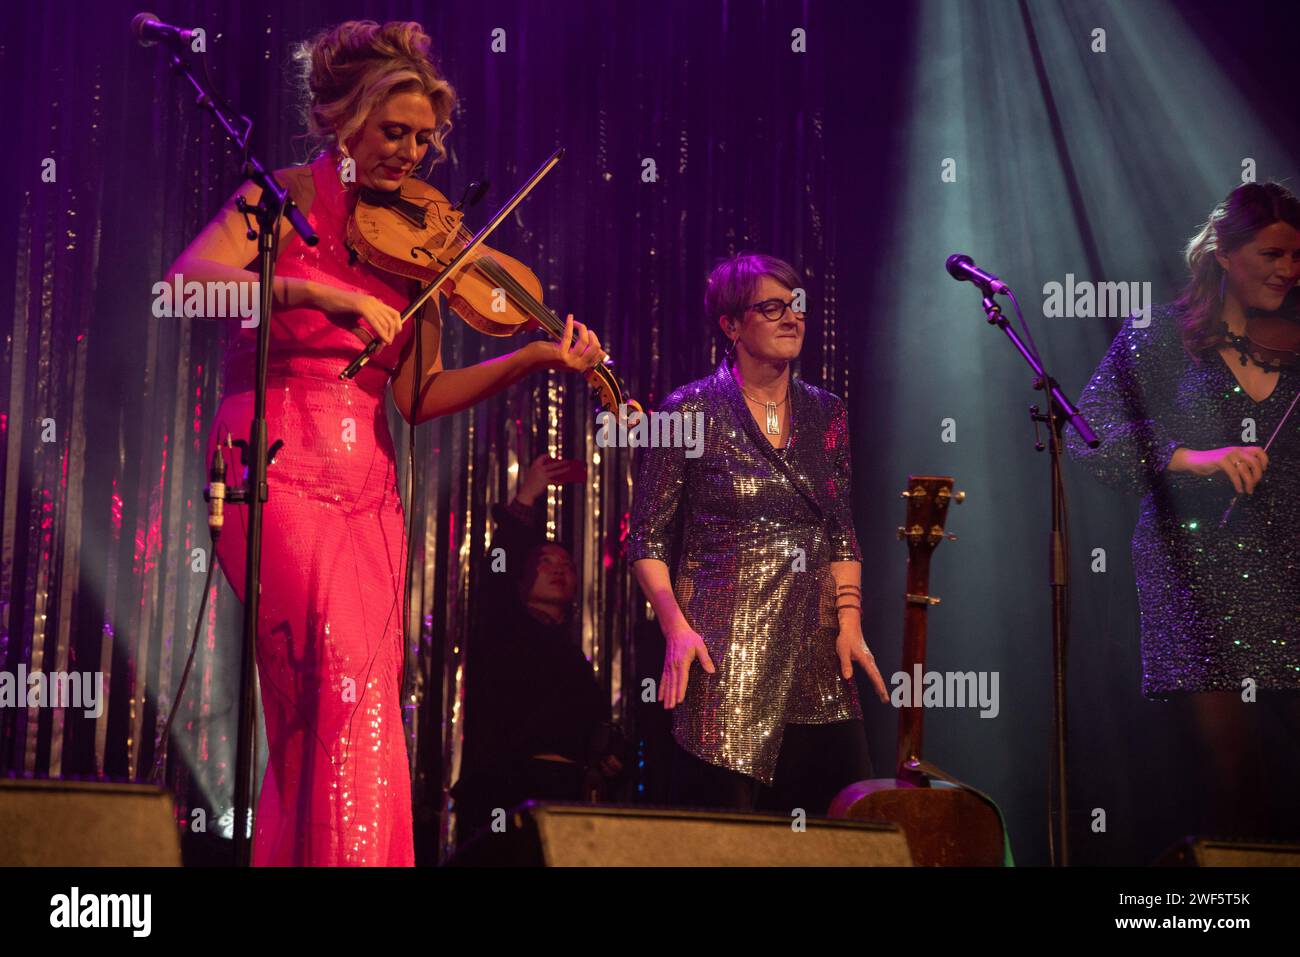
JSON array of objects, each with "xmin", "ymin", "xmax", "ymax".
[
  {"xmin": 946, "ymin": 254, "xmax": 1010, "ymax": 295},
  {"xmin": 206, "ymin": 441, "xmax": 226, "ymax": 539},
  {"xmin": 132, "ymin": 12, "xmax": 199, "ymax": 48}
]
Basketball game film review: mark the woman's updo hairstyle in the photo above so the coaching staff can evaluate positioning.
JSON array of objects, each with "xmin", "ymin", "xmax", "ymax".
[{"xmin": 293, "ymin": 20, "xmax": 456, "ymax": 166}]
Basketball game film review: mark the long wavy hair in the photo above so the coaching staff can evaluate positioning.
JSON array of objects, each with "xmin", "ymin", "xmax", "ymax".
[
  {"xmin": 1175, "ymin": 181, "xmax": 1300, "ymax": 359},
  {"xmin": 292, "ymin": 20, "xmax": 456, "ymax": 169}
]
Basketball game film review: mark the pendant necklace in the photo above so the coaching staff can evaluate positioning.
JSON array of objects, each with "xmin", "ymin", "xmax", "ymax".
[{"xmin": 740, "ymin": 385, "xmax": 789, "ymax": 434}]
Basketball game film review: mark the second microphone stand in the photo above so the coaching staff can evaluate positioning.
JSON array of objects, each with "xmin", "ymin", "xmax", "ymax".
[{"xmin": 975, "ymin": 287, "xmax": 1096, "ymax": 867}]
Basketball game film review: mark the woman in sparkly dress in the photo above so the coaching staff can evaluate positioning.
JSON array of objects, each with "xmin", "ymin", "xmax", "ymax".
[
  {"xmin": 166, "ymin": 20, "xmax": 604, "ymax": 864},
  {"xmin": 629, "ymin": 253, "xmax": 889, "ymax": 815},
  {"xmin": 1067, "ymin": 182, "xmax": 1300, "ymax": 838}
]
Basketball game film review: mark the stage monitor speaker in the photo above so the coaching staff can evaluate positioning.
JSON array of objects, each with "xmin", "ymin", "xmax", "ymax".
[
  {"xmin": 448, "ymin": 802, "xmax": 913, "ymax": 866},
  {"xmin": 1156, "ymin": 837, "xmax": 1300, "ymax": 867},
  {"xmin": 0, "ymin": 779, "xmax": 181, "ymax": 866}
]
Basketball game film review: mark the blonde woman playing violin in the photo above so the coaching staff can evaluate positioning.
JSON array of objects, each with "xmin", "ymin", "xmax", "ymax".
[{"xmin": 166, "ymin": 19, "xmax": 601, "ymax": 866}]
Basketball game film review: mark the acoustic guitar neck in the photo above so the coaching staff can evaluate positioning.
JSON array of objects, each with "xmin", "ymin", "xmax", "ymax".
[{"xmin": 894, "ymin": 475, "xmax": 964, "ymax": 783}]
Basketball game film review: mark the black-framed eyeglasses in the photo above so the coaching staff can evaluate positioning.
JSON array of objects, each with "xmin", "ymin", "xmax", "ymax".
[{"xmin": 746, "ymin": 297, "xmax": 805, "ymax": 322}]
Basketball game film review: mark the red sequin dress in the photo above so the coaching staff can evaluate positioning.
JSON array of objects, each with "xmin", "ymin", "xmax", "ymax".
[{"xmin": 205, "ymin": 151, "xmax": 418, "ymax": 866}]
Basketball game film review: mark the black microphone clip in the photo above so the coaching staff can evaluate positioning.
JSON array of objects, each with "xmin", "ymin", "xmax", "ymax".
[{"xmin": 454, "ymin": 180, "xmax": 489, "ymax": 212}]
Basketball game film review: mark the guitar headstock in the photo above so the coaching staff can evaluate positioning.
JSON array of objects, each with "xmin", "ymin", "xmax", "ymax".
[{"xmin": 897, "ymin": 475, "xmax": 964, "ymax": 561}]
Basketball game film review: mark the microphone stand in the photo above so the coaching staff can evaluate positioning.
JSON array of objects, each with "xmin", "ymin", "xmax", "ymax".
[
  {"xmin": 972, "ymin": 286, "xmax": 1096, "ymax": 867},
  {"xmin": 149, "ymin": 32, "xmax": 317, "ymax": 866}
]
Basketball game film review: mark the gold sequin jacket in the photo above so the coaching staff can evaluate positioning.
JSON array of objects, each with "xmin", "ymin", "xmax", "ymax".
[{"xmin": 629, "ymin": 359, "xmax": 863, "ymax": 783}]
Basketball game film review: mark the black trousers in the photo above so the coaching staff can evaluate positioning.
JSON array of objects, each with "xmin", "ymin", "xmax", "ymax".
[{"xmin": 669, "ymin": 719, "xmax": 873, "ymax": 816}]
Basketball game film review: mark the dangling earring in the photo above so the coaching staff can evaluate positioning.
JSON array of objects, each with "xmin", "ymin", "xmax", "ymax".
[
  {"xmin": 1218, "ymin": 271, "xmax": 1227, "ymax": 305},
  {"xmin": 726, "ymin": 337, "xmax": 738, "ymax": 361}
]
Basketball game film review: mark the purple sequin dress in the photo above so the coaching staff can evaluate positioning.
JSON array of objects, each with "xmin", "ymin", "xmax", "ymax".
[{"xmin": 1066, "ymin": 305, "xmax": 1300, "ymax": 696}]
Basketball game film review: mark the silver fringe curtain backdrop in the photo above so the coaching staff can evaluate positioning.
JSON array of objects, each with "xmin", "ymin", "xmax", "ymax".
[
  {"xmin": 0, "ymin": 0, "xmax": 858, "ymax": 861},
  {"xmin": 10, "ymin": 0, "xmax": 1300, "ymax": 867}
]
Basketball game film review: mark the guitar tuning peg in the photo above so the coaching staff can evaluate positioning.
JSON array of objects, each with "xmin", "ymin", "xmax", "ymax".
[
  {"xmin": 946, "ymin": 532, "xmax": 957, "ymax": 542},
  {"xmin": 954, "ymin": 491, "xmax": 966, "ymax": 504}
]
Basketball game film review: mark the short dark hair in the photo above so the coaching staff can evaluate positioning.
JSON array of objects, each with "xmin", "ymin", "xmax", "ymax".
[{"xmin": 703, "ymin": 252, "xmax": 803, "ymax": 331}]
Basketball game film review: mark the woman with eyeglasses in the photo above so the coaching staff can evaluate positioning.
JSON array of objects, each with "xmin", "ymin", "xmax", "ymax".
[{"xmin": 629, "ymin": 252, "xmax": 889, "ymax": 815}]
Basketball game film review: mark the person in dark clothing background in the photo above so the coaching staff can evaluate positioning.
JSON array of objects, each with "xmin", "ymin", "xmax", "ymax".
[{"xmin": 453, "ymin": 455, "xmax": 624, "ymax": 845}]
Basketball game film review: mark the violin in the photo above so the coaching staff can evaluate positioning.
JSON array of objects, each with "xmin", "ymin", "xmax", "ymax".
[
  {"xmin": 343, "ymin": 168, "xmax": 641, "ymax": 418},
  {"xmin": 1235, "ymin": 289, "xmax": 1300, "ymax": 369}
]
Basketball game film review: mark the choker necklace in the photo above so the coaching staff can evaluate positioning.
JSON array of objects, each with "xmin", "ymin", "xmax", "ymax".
[{"xmin": 1222, "ymin": 322, "xmax": 1282, "ymax": 374}]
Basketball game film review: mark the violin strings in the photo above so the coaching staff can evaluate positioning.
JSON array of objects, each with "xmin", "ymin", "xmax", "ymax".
[
  {"xmin": 381, "ymin": 191, "xmax": 611, "ymax": 395},
  {"xmin": 445, "ymin": 220, "xmax": 567, "ymax": 338},
  {"xmin": 401, "ymin": 223, "xmax": 553, "ymax": 334},
  {"xmin": 468, "ymin": 251, "xmax": 619, "ymax": 396},
  {"xmin": 385, "ymin": 187, "xmax": 635, "ymax": 418},
  {"xmin": 408, "ymin": 210, "xmax": 615, "ymax": 394}
]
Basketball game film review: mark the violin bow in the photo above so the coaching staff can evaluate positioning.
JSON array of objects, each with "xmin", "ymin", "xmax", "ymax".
[
  {"xmin": 1219, "ymin": 383, "xmax": 1300, "ymax": 526},
  {"xmin": 340, "ymin": 146, "xmax": 564, "ymax": 380}
]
